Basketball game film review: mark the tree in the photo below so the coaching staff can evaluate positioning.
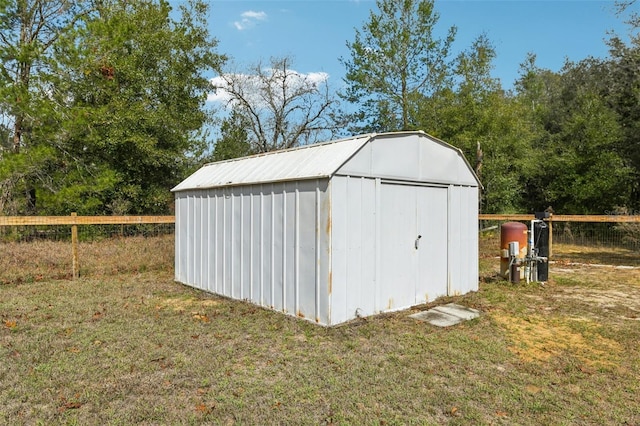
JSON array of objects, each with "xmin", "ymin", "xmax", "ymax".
[
  {"xmin": 606, "ymin": 35, "xmax": 640, "ymax": 208},
  {"xmin": 0, "ymin": 0, "xmax": 87, "ymax": 153},
  {"xmin": 211, "ymin": 111, "xmax": 253, "ymax": 162},
  {"xmin": 212, "ymin": 56, "xmax": 341, "ymax": 153},
  {"xmin": 40, "ymin": 0, "xmax": 226, "ymax": 214},
  {"xmin": 341, "ymin": 0, "xmax": 456, "ymax": 132},
  {"xmin": 420, "ymin": 36, "xmax": 536, "ymax": 213},
  {"xmin": 0, "ymin": 0, "xmax": 226, "ymax": 214},
  {"xmin": 515, "ymin": 57, "xmax": 634, "ymax": 213},
  {"xmin": 0, "ymin": 0, "xmax": 90, "ymax": 213},
  {"xmin": 615, "ymin": 0, "xmax": 640, "ymax": 30}
]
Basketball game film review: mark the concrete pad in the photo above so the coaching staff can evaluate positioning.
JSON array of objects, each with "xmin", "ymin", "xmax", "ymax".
[
  {"xmin": 410, "ymin": 310, "xmax": 464, "ymax": 327},
  {"xmin": 433, "ymin": 304, "xmax": 480, "ymax": 321},
  {"xmin": 409, "ymin": 303, "xmax": 480, "ymax": 327}
]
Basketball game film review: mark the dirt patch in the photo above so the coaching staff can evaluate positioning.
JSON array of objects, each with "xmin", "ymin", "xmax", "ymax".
[
  {"xmin": 551, "ymin": 266, "xmax": 640, "ymax": 320},
  {"xmin": 555, "ymin": 287, "xmax": 640, "ymax": 311},
  {"xmin": 156, "ymin": 297, "xmax": 219, "ymax": 312},
  {"xmin": 492, "ymin": 264, "xmax": 638, "ymax": 367},
  {"xmin": 492, "ymin": 313, "xmax": 622, "ymax": 368}
]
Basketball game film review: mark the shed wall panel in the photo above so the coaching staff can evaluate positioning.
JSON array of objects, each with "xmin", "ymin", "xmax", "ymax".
[
  {"xmin": 195, "ymin": 193, "xmax": 205, "ymax": 289},
  {"xmin": 329, "ymin": 177, "xmax": 348, "ymax": 322},
  {"xmin": 200, "ymin": 195, "xmax": 209, "ymax": 291},
  {"xmin": 208, "ymin": 191, "xmax": 218, "ymax": 292},
  {"xmin": 283, "ymin": 186, "xmax": 297, "ymax": 315},
  {"xmin": 462, "ymin": 186, "xmax": 479, "ymax": 294},
  {"xmin": 250, "ymin": 191, "xmax": 262, "ymax": 303},
  {"xmin": 271, "ymin": 189, "xmax": 284, "ymax": 311},
  {"xmin": 174, "ymin": 180, "xmax": 332, "ymax": 325},
  {"xmin": 175, "ymin": 194, "xmax": 188, "ymax": 283},
  {"xmin": 330, "ymin": 176, "xmax": 378, "ymax": 324},
  {"xmin": 214, "ymin": 192, "xmax": 224, "ymax": 294},
  {"xmin": 264, "ymin": 188, "xmax": 275, "ymax": 307},
  {"xmin": 448, "ymin": 185, "xmax": 461, "ymax": 295},
  {"xmin": 317, "ymin": 183, "xmax": 332, "ymax": 325},
  {"xmin": 447, "ymin": 185, "xmax": 479, "ymax": 295},
  {"xmin": 187, "ymin": 193, "xmax": 196, "ymax": 287},
  {"xmin": 226, "ymin": 193, "xmax": 233, "ymax": 294},
  {"xmin": 348, "ymin": 177, "xmax": 376, "ymax": 318},
  {"xmin": 371, "ymin": 139, "xmax": 419, "ymax": 180},
  {"xmin": 297, "ymin": 186, "xmax": 319, "ymax": 319}
]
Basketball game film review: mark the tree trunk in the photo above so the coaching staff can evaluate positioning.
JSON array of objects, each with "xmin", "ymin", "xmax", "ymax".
[{"xmin": 12, "ymin": 115, "xmax": 22, "ymax": 153}]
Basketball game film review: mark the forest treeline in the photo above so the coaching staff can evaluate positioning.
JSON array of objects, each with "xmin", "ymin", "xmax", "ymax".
[{"xmin": 1, "ymin": 0, "xmax": 639, "ymax": 215}]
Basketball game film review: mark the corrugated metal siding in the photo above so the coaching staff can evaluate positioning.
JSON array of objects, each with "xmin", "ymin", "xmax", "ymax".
[
  {"xmin": 172, "ymin": 136, "xmax": 371, "ymax": 192},
  {"xmin": 329, "ymin": 176, "xmax": 377, "ymax": 324},
  {"xmin": 447, "ymin": 185, "xmax": 479, "ymax": 296},
  {"xmin": 174, "ymin": 179, "xmax": 333, "ymax": 325}
]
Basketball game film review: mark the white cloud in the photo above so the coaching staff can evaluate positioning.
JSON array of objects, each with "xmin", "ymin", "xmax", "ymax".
[
  {"xmin": 242, "ymin": 11, "xmax": 267, "ymax": 20},
  {"xmin": 233, "ymin": 10, "xmax": 267, "ymax": 31},
  {"xmin": 208, "ymin": 70, "xmax": 330, "ymax": 106},
  {"xmin": 306, "ymin": 72, "xmax": 330, "ymax": 85},
  {"xmin": 208, "ymin": 75, "xmax": 236, "ymax": 103}
]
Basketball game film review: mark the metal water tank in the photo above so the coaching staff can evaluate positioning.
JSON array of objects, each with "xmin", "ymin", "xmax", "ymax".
[{"xmin": 500, "ymin": 222, "xmax": 528, "ymax": 278}]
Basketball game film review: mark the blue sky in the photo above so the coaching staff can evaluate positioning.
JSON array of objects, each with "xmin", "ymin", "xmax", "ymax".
[{"xmin": 202, "ymin": 0, "xmax": 636, "ymax": 92}]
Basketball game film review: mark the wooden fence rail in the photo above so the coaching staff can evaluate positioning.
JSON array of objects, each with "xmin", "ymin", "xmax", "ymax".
[
  {"xmin": 479, "ymin": 214, "xmax": 640, "ymax": 223},
  {"xmin": 0, "ymin": 215, "xmax": 175, "ymax": 226},
  {"xmin": 2, "ymin": 214, "xmax": 638, "ymax": 227},
  {"xmin": 0, "ymin": 213, "xmax": 174, "ymax": 280}
]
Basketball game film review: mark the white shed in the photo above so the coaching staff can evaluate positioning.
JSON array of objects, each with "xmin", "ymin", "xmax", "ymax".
[{"xmin": 172, "ymin": 131, "xmax": 480, "ymax": 326}]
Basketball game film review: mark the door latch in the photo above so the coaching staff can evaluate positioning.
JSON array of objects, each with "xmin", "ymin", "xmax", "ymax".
[{"xmin": 415, "ymin": 235, "xmax": 422, "ymax": 249}]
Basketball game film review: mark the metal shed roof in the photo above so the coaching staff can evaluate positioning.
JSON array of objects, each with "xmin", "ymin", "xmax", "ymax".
[{"xmin": 172, "ymin": 131, "xmax": 479, "ymax": 192}]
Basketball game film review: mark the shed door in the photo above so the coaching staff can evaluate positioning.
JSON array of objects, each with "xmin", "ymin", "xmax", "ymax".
[{"xmin": 379, "ymin": 183, "xmax": 448, "ymax": 311}]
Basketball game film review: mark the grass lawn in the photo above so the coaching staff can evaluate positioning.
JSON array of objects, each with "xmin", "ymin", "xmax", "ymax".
[{"xmin": 1, "ymin": 236, "xmax": 639, "ymax": 424}]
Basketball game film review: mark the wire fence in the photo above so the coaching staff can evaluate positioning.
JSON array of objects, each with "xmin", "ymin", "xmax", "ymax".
[
  {"xmin": 0, "ymin": 215, "xmax": 175, "ymax": 284},
  {"xmin": 553, "ymin": 221, "xmax": 640, "ymax": 250},
  {"xmin": 0, "ymin": 223, "xmax": 175, "ymax": 243},
  {"xmin": 1, "ymin": 214, "xmax": 639, "ymax": 285},
  {"xmin": 479, "ymin": 215, "xmax": 640, "ymax": 267}
]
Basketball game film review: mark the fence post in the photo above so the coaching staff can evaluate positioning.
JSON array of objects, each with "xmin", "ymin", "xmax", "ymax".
[
  {"xmin": 548, "ymin": 215, "xmax": 553, "ymax": 258},
  {"xmin": 71, "ymin": 212, "xmax": 79, "ymax": 280}
]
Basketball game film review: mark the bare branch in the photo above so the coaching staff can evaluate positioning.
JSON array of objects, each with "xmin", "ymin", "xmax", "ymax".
[{"xmin": 213, "ymin": 56, "xmax": 340, "ymax": 152}]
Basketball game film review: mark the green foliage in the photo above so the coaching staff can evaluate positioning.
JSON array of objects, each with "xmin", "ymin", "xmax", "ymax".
[
  {"xmin": 211, "ymin": 112, "xmax": 253, "ymax": 162},
  {"xmin": 1, "ymin": 0, "xmax": 638, "ymax": 216},
  {"xmin": 417, "ymin": 35, "xmax": 533, "ymax": 212},
  {"xmin": 516, "ymin": 56, "xmax": 635, "ymax": 214},
  {"xmin": 0, "ymin": 0, "xmax": 91, "ymax": 214},
  {"xmin": 45, "ymin": 0, "xmax": 225, "ymax": 214},
  {"xmin": 341, "ymin": 0, "xmax": 456, "ymax": 132},
  {"xmin": 342, "ymin": 1, "xmax": 640, "ymax": 215},
  {"xmin": 0, "ymin": 0, "xmax": 225, "ymax": 215},
  {"xmin": 606, "ymin": 34, "xmax": 640, "ymax": 207}
]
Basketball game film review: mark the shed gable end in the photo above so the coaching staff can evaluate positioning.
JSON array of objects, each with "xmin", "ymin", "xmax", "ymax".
[{"xmin": 337, "ymin": 133, "xmax": 478, "ymax": 186}]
